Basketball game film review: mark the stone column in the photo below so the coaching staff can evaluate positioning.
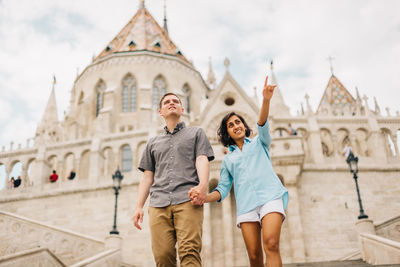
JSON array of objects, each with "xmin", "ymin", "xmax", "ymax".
[
  {"xmin": 222, "ymin": 196, "xmax": 234, "ymax": 266},
  {"xmin": 286, "ymin": 184, "xmax": 306, "ymax": 262},
  {"xmin": 355, "ymin": 218, "xmax": 376, "ymax": 235},
  {"xmin": 307, "ymin": 117, "xmax": 324, "ymax": 164},
  {"xmin": 88, "ymin": 137, "xmax": 102, "ymax": 184},
  {"xmin": 202, "ymin": 203, "xmax": 212, "ymax": 267}
]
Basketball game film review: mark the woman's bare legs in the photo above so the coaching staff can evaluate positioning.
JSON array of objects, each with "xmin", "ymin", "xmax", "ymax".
[
  {"xmin": 241, "ymin": 222, "xmax": 264, "ymax": 267},
  {"xmin": 261, "ymin": 212, "xmax": 283, "ymax": 267}
]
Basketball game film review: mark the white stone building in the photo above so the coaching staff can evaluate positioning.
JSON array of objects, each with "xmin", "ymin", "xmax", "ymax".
[{"xmin": 1, "ymin": 2, "xmax": 400, "ymax": 266}]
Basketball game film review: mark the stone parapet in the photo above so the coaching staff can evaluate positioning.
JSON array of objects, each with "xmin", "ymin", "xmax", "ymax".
[
  {"xmin": 360, "ymin": 233, "xmax": 400, "ymax": 265},
  {"xmin": 0, "ymin": 247, "xmax": 65, "ymax": 267}
]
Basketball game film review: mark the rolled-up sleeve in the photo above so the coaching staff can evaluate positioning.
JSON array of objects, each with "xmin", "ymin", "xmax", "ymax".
[
  {"xmin": 214, "ymin": 159, "xmax": 233, "ymax": 202},
  {"xmin": 195, "ymin": 128, "xmax": 215, "ymax": 161},
  {"xmin": 257, "ymin": 121, "xmax": 271, "ymax": 150},
  {"xmin": 138, "ymin": 141, "xmax": 155, "ymax": 172}
]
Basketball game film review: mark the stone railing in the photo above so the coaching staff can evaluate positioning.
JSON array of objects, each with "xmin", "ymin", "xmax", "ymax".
[
  {"xmin": 69, "ymin": 249, "xmax": 120, "ymax": 267},
  {"xmin": 376, "ymin": 215, "xmax": 400, "ymax": 242},
  {"xmin": 0, "ymin": 247, "xmax": 65, "ymax": 267},
  {"xmin": 0, "ymin": 211, "xmax": 105, "ymax": 266},
  {"xmin": 360, "ymin": 233, "xmax": 400, "ymax": 265}
]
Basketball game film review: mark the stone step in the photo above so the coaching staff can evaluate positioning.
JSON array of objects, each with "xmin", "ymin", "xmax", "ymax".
[{"xmin": 283, "ymin": 260, "xmax": 400, "ymax": 267}]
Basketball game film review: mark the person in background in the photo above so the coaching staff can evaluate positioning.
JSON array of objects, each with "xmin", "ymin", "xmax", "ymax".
[
  {"xmin": 13, "ymin": 176, "xmax": 21, "ymax": 188},
  {"xmin": 49, "ymin": 170, "xmax": 58, "ymax": 183}
]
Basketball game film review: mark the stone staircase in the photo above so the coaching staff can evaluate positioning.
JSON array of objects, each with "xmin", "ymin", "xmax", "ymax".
[
  {"xmin": 0, "ymin": 211, "xmax": 123, "ymax": 266},
  {"xmin": 284, "ymin": 259, "xmax": 400, "ymax": 267}
]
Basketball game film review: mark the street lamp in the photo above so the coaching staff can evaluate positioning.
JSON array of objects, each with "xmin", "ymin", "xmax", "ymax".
[
  {"xmin": 110, "ymin": 167, "xmax": 123, "ymax": 235},
  {"xmin": 346, "ymin": 156, "xmax": 368, "ymax": 220}
]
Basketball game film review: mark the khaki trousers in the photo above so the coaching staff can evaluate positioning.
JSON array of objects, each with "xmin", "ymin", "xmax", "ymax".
[{"xmin": 148, "ymin": 201, "xmax": 204, "ymax": 267}]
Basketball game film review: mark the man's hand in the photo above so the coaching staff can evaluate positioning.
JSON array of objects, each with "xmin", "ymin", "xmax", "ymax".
[
  {"xmin": 133, "ymin": 207, "xmax": 144, "ymax": 230},
  {"xmin": 262, "ymin": 75, "xmax": 277, "ymax": 101}
]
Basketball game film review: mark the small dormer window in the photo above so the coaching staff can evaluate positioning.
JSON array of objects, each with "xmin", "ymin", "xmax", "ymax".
[
  {"xmin": 153, "ymin": 41, "xmax": 161, "ymax": 48},
  {"xmin": 176, "ymin": 49, "xmax": 182, "ymax": 55},
  {"xmin": 106, "ymin": 45, "xmax": 112, "ymax": 52},
  {"xmin": 128, "ymin": 40, "xmax": 136, "ymax": 48}
]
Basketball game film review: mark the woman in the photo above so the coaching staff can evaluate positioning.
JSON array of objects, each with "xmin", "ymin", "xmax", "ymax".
[{"xmin": 190, "ymin": 75, "xmax": 288, "ymax": 267}]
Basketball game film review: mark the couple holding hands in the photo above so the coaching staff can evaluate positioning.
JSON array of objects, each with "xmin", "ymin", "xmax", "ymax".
[{"xmin": 133, "ymin": 75, "xmax": 288, "ymax": 267}]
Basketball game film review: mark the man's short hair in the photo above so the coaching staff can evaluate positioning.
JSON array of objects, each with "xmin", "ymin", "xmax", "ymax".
[{"xmin": 159, "ymin": 93, "xmax": 182, "ymax": 109}]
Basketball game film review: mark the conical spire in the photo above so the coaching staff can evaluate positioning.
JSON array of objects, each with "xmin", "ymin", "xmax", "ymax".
[
  {"xmin": 163, "ymin": 0, "xmax": 168, "ymax": 34},
  {"xmin": 95, "ymin": 3, "xmax": 188, "ymax": 62},
  {"xmin": 269, "ymin": 60, "xmax": 290, "ymax": 117},
  {"xmin": 374, "ymin": 96, "xmax": 381, "ymax": 115},
  {"xmin": 316, "ymin": 74, "xmax": 355, "ymax": 116},
  {"xmin": 36, "ymin": 77, "xmax": 60, "ymax": 138},
  {"xmin": 206, "ymin": 57, "xmax": 216, "ymax": 89}
]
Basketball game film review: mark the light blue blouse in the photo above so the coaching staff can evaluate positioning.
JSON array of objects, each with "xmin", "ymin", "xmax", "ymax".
[{"xmin": 215, "ymin": 121, "xmax": 289, "ymax": 216}]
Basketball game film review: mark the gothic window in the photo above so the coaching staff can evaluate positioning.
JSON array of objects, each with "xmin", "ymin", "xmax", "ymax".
[
  {"xmin": 121, "ymin": 145, "xmax": 133, "ymax": 172},
  {"xmin": 182, "ymin": 83, "xmax": 191, "ymax": 113},
  {"xmin": 95, "ymin": 81, "xmax": 106, "ymax": 117},
  {"xmin": 153, "ymin": 75, "xmax": 166, "ymax": 107},
  {"xmin": 121, "ymin": 74, "xmax": 137, "ymax": 112}
]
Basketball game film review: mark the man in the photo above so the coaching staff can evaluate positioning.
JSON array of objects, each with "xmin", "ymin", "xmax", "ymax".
[{"xmin": 133, "ymin": 93, "xmax": 214, "ymax": 267}]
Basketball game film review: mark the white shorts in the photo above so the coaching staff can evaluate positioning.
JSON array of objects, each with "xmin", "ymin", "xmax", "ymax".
[{"xmin": 236, "ymin": 198, "xmax": 286, "ymax": 228}]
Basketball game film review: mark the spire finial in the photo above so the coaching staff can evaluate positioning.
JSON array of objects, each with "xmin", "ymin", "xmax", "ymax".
[
  {"xmin": 224, "ymin": 57, "xmax": 230, "ymax": 72},
  {"xmin": 270, "ymin": 60, "xmax": 274, "ymax": 70},
  {"xmin": 327, "ymin": 55, "xmax": 335, "ymax": 75},
  {"xmin": 207, "ymin": 56, "xmax": 216, "ymax": 89},
  {"xmin": 139, "ymin": 0, "xmax": 145, "ymax": 9},
  {"xmin": 163, "ymin": 0, "xmax": 168, "ymax": 33},
  {"xmin": 52, "ymin": 74, "xmax": 56, "ymax": 90}
]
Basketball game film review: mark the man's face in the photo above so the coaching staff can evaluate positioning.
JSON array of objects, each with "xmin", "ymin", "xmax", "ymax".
[{"xmin": 159, "ymin": 94, "xmax": 184, "ymax": 119}]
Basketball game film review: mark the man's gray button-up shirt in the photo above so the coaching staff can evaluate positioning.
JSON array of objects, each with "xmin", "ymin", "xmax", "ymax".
[{"xmin": 139, "ymin": 122, "xmax": 214, "ymax": 207}]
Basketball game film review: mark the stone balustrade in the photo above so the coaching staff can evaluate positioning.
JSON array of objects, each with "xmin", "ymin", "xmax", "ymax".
[
  {"xmin": 0, "ymin": 211, "xmax": 105, "ymax": 265},
  {"xmin": 69, "ymin": 249, "xmax": 121, "ymax": 267},
  {"xmin": 360, "ymin": 233, "xmax": 400, "ymax": 265},
  {"xmin": 376, "ymin": 215, "xmax": 400, "ymax": 242},
  {"xmin": 0, "ymin": 247, "xmax": 65, "ymax": 267}
]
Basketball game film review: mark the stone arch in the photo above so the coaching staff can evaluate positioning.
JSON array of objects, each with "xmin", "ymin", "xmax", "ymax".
[
  {"xmin": 95, "ymin": 79, "xmax": 106, "ymax": 117},
  {"xmin": 273, "ymin": 127, "xmax": 289, "ymax": 138},
  {"xmin": 182, "ymin": 83, "xmax": 191, "ymax": 113},
  {"xmin": 120, "ymin": 144, "xmax": 133, "ymax": 173},
  {"xmin": 381, "ymin": 128, "xmax": 396, "ymax": 157},
  {"xmin": 136, "ymin": 141, "xmax": 147, "ymax": 169},
  {"xmin": 121, "ymin": 73, "xmax": 137, "ymax": 112},
  {"xmin": 337, "ymin": 128, "xmax": 350, "ymax": 154},
  {"xmin": 355, "ymin": 128, "xmax": 369, "ymax": 156},
  {"xmin": 63, "ymin": 152, "xmax": 75, "ymax": 181},
  {"xmin": 26, "ymin": 157, "xmax": 36, "ymax": 186},
  {"xmin": 47, "ymin": 155, "xmax": 58, "ymax": 175},
  {"xmin": 320, "ymin": 128, "xmax": 334, "ymax": 157},
  {"xmin": 152, "ymin": 74, "xmax": 167, "ymax": 108},
  {"xmin": 79, "ymin": 150, "xmax": 90, "ymax": 179},
  {"xmin": 0, "ymin": 163, "xmax": 6, "ymax": 190},
  {"xmin": 9, "ymin": 161, "xmax": 22, "ymax": 188},
  {"xmin": 102, "ymin": 146, "xmax": 115, "ymax": 178},
  {"xmin": 276, "ymin": 174, "xmax": 285, "ymax": 185},
  {"xmin": 296, "ymin": 127, "xmax": 308, "ymax": 138}
]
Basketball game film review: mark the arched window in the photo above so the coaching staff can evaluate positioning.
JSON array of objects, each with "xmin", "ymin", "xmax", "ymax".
[
  {"xmin": 95, "ymin": 81, "xmax": 106, "ymax": 117},
  {"xmin": 121, "ymin": 74, "xmax": 137, "ymax": 112},
  {"xmin": 153, "ymin": 75, "xmax": 166, "ymax": 107},
  {"xmin": 182, "ymin": 83, "xmax": 191, "ymax": 113},
  {"xmin": 121, "ymin": 145, "xmax": 133, "ymax": 172}
]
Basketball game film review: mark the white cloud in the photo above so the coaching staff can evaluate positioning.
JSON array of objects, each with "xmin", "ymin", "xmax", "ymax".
[{"xmin": 0, "ymin": 0, "xmax": 399, "ymax": 147}]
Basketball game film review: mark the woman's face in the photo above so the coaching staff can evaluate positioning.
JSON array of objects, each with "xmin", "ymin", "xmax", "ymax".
[{"xmin": 226, "ymin": 115, "xmax": 246, "ymax": 142}]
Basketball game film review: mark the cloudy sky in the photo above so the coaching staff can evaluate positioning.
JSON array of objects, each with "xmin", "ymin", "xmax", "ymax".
[{"xmin": 0, "ymin": 0, "xmax": 399, "ymax": 149}]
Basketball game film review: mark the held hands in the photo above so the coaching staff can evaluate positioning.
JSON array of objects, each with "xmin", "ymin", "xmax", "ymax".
[
  {"xmin": 188, "ymin": 185, "xmax": 206, "ymax": 205},
  {"xmin": 263, "ymin": 75, "xmax": 277, "ymax": 101}
]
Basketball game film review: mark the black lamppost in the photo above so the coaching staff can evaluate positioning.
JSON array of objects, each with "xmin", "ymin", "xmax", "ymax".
[
  {"xmin": 110, "ymin": 168, "xmax": 123, "ymax": 235},
  {"xmin": 346, "ymin": 156, "xmax": 368, "ymax": 219}
]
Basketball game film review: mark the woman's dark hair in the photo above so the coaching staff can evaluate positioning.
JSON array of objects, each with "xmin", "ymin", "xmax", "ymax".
[{"xmin": 217, "ymin": 112, "xmax": 252, "ymax": 147}]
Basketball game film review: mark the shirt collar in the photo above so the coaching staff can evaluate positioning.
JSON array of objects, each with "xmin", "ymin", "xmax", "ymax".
[
  {"xmin": 228, "ymin": 137, "xmax": 251, "ymax": 152},
  {"xmin": 164, "ymin": 121, "xmax": 186, "ymax": 135}
]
